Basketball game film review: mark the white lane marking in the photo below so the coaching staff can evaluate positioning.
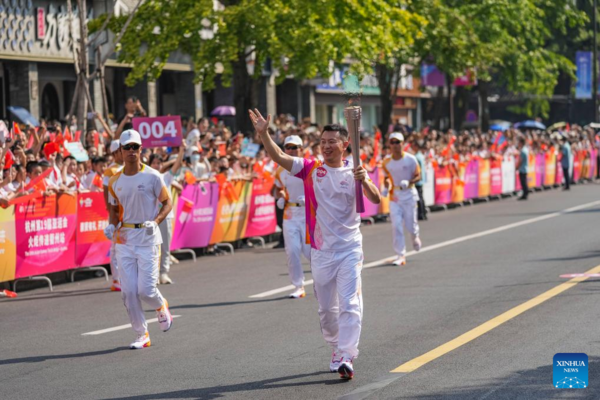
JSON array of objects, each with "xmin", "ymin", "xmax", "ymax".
[
  {"xmin": 82, "ymin": 315, "xmax": 182, "ymax": 336},
  {"xmin": 249, "ymin": 199, "xmax": 600, "ymax": 299}
]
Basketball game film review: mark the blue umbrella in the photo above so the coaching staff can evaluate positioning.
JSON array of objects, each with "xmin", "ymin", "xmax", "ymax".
[
  {"xmin": 7, "ymin": 106, "xmax": 39, "ymax": 127},
  {"xmin": 514, "ymin": 120, "xmax": 546, "ymax": 130},
  {"xmin": 490, "ymin": 123, "xmax": 509, "ymax": 132}
]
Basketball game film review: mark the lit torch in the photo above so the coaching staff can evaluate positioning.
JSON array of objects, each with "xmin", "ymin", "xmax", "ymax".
[{"xmin": 343, "ymin": 74, "xmax": 365, "ymax": 213}]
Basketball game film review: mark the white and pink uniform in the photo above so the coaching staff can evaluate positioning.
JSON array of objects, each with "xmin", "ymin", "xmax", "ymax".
[
  {"xmin": 291, "ymin": 157, "xmax": 364, "ymax": 359},
  {"xmin": 274, "ymin": 167, "xmax": 311, "ymax": 289}
]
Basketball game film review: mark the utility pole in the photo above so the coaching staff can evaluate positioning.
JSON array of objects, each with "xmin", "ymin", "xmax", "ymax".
[{"xmin": 594, "ymin": 0, "xmax": 598, "ymax": 122}]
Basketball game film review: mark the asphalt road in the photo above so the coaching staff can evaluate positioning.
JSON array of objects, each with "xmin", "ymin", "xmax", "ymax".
[{"xmin": 2, "ymin": 184, "xmax": 600, "ymax": 400}]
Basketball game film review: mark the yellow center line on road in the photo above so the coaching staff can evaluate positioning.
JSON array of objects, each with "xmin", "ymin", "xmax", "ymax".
[{"xmin": 391, "ymin": 263, "xmax": 600, "ymax": 373}]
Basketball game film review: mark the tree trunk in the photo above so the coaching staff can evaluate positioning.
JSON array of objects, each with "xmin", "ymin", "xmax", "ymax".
[
  {"xmin": 76, "ymin": 0, "xmax": 89, "ymax": 132},
  {"xmin": 376, "ymin": 61, "xmax": 402, "ymax": 139},
  {"xmin": 376, "ymin": 64, "xmax": 392, "ymax": 137},
  {"xmin": 434, "ymin": 86, "xmax": 444, "ymax": 130},
  {"xmin": 232, "ymin": 54, "xmax": 258, "ymax": 134},
  {"xmin": 447, "ymin": 75, "xmax": 454, "ymax": 132},
  {"xmin": 478, "ymin": 80, "xmax": 490, "ymax": 131}
]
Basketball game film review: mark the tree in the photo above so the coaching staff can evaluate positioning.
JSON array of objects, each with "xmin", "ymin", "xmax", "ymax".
[
  {"xmin": 93, "ymin": 0, "xmax": 421, "ymax": 133},
  {"xmin": 408, "ymin": 0, "xmax": 586, "ymax": 130}
]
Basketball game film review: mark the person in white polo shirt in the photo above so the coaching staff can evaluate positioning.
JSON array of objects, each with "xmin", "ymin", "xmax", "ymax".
[
  {"xmin": 104, "ymin": 129, "xmax": 174, "ymax": 349},
  {"xmin": 381, "ymin": 132, "xmax": 422, "ymax": 266},
  {"xmin": 250, "ymin": 109, "xmax": 381, "ymax": 380},
  {"xmin": 274, "ymin": 135, "xmax": 311, "ymax": 299}
]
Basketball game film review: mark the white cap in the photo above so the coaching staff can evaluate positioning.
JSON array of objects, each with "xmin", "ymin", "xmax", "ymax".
[
  {"xmin": 109, "ymin": 140, "xmax": 120, "ymax": 153},
  {"xmin": 186, "ymin": 146, "xmax": 200, "ymax": 157},
  {"xmin": 120, "ymin": 129, "xmax": 142, "ymax": 146},
  {"xmin": 389, "ymin": 132, "xmax": 404, "ymax": 142},
  {"xmin": 284, "ymin": 135, "xmax": 303, "ymax": 146}
]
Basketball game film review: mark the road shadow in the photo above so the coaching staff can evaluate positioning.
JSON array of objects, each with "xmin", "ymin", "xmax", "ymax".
[
  {"xmin": 0, "ymin": 347, "xmax": 129, "ymax": 366},
  {"xmin": 2, "ymin": 288, "xmax": 113, "ymax": 303},
  {"xmin": 106, "ymin": 371, "xmax": 347, "ymax": 400},
  {"xmin": 532, "ymin": 251, "xmax": 600, "ymax": 263},
  {"xmin": 168, "ymin": 296, "xmax": 289, "ymax": 311},
  {"xmin": 403, "ymin": 357, "xmax": 600, "ymax": 399}
]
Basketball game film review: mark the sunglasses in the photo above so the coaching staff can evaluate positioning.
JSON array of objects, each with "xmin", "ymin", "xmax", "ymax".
[
  {"xmin": 123, "ymin": 144, "xmax": 141, "ymax": 151},
  {"xmin": 285, "ymin": 145, "xmax": 300, "ymax": 150},
  {"xmin": 390, "ymin": 140, "xmax": 402, "ymax": 145}
]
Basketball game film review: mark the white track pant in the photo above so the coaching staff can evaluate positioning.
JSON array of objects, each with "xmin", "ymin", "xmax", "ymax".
[
  {"xmin": 110, "ymin": 242, "xmax": 120, "ymax": 282},
  {"xmin": 311, "ymin": 247, "xmax": 363, "ymax": 358},
  {"xmin": 389, "ymin": 194, "xmax": 419, "ymax": 257},
  {"xmin": 159, "ymin": 218, "xmax": 172, "ymax": 274},
  {"xmin": 115, "ymin": 243, "xmax": 165, "ymax": 335},
  {"xmin": 283, "ymin": 216, "xmax": 311, "ymax": 288}
]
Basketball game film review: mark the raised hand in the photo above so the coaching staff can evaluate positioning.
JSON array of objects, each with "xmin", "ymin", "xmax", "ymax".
[{"xmin": 248, "ymin": 109, "xmax": 271, "ymax": 135}]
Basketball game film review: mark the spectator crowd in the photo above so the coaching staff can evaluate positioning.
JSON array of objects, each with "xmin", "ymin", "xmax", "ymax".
[{"xmin": 1, "ymin": 97, "xmax": 599, "ymax": 211}]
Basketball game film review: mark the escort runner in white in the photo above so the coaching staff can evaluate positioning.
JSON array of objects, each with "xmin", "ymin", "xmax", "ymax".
[
  {"xmin": 381, "ymin": 132, "xmax": 423, "ymax": 266},
  {"xmin": 104, "ymin": 129, "xmax": 174, "ymax": 350},
  {"xmin": 274, "ymin": 135, "xmax": 311, "ymax": 299}
]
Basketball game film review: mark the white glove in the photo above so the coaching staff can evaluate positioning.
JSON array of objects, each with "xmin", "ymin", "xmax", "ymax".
[
  {"xmin": 143, "ymin": 220, "xmax": 158, "ymax": 235},
  {"xmin": 381, "ymin": 187, "xmax": 389, "ymax": 197},
  {"xmin": 400, "ymin": 180, "xmax": 409, "ymax": 190},
  {"xmin": 297, "ymin": 196, "xmax": 305, "ymax": 207},
  {"xmin": 104, "ymin": 224, "xmax": 115, "ymax": 240},
  {"xmin": 276, "ymin": 197, "xmax": 285, "ymax": 210}
]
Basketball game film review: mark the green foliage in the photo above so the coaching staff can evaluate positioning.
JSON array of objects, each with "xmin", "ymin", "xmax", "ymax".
[
  {"xmin": 91, "ymin": 0, "xmax": 422, "ymax": 89},
  {"xmin": 90, "ymin": 0, "xmax": 588, "ymax": 120}
]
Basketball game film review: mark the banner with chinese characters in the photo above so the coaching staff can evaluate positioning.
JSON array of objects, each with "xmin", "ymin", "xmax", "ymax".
[
  {"xmin": 76, "ymin": 192, "xmax": 111, "ymax": 267},
  {"xmin": 244, "ymin": 177, "xmax": 277, "ymax": 237},
  {"xmin": 0, "ymin": 205, "xmax": 16, "ymax": 283},
  {"xmin": 15, "ymin": 194, "xmax": 77, "ymax": 279},
  {"xmin": 171, "ymin": 182, "xmax": 219, "ymax": 250}
]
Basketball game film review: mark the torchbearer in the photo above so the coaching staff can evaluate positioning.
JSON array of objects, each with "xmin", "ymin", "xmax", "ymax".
[
  {"xmin": 274, "ymin": 135, "xmax": 311, "ymax": 299},
  {"xmin": 381, "ymin": 132, "xmax": 422, "ymax": 266},
  {"xmin": 250, "ymin": 109, "xmax": 381, "ymax": 380},
  {"xmin": 105, "ymin": 129, "xmax": 174, "ymax": 349}
]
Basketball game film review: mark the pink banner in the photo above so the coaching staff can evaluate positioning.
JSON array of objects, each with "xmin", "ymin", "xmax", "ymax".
[
  {"xmin": 434, "ymin": 166, "xmax": 452, "ymax": 205},
  {"xmin": 490, "ymin": 160, "xmax": 502, "ymax": 195},
  {"xmin": 15, "ymin": 194, "xmax": 77, "ymax": 278},
  {"xmin": 244, "ymin": 178, "xmax": 277, "ymax": 238},
  {"xmin": 361, "ymin": 168, "xmax": 380, "ymax": 218},
  {"xmin": 535, "ymin": 154, "xmax": 545, "ymax": 187},
  {"xmin": 555, "ymin": 160, "xmax": 564, "ymax": 185},
  {"xmin": 132, "ymin": 116, "xmax": 183, "ymax": 148},
  {"xmin": 463, "ymin": 159, "xmax": 479, "ymax": 199},
  {"xmin": 171, "ymin": 182, "xmax": 219, "ymax": 250},
  {"xmin": 76, "ymin": 192, "xmax": 111, "ymax": 267}
]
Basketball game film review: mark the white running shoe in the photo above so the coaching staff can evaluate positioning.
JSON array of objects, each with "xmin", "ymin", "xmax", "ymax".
[
  {"xmin": 110, "ymin": 280, "xmax": 121, "ymax": 292},
  {"xmin": 338, "ymin": 356, "xmax": 354, "ymax": 379},
  {"xmin": 413, "ymin": 236, "xmax": 422, "ymax": 251},
  {"xmin": 159, "ymin": 273, "xmax": 173, "ymax": 284},
  {"xmin": 157, "ymin": 299, "xmax": 173, "ymax": 332},
  {"xmin": 393, "ymin": 256, "xmax": 406, "ymax": 266},
  {"xmin": 330, "ymin": 350, "xmax": 342, "ymax": 372},
  {"xmin": 130, "ymin": 332, "xmax": 150, "ymax": 349},
  {"xmin": 289, "ymin": 287, "xmax": 306, "ymax": 299}
]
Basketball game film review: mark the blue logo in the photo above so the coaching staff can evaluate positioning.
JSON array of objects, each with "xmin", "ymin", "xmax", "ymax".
[{"xmin": 553, "ymin": 353, "xmax": 588, "ymax": 389}]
